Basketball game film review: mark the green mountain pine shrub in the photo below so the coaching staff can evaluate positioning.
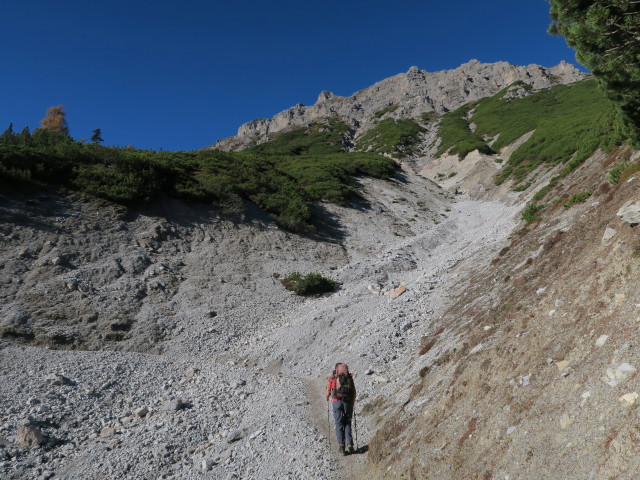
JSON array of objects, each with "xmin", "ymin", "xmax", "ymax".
[
  {"xmin": 281, "ymin": 272, "xmax": 339, "ymax": 296},
  {"xmin": 0, "ymin": 120, "xmax": 396, "ymax": 233},
  {"xmin": 436, "ymin": 79, "xmax": 629, "ymax": 194}
]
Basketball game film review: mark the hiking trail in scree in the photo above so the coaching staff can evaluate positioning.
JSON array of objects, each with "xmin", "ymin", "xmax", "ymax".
[{"xmin": 0, "ymin": 169, "xmax": 518, "ymax": 479}]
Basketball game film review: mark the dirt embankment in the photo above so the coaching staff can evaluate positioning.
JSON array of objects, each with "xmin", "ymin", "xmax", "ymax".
[{"xmin": 368, "ymin": 147, "xmax": 640, "ymax": 479}]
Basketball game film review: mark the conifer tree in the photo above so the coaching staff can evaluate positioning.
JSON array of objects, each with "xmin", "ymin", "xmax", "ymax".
[
  {"xmin": 549, "ymin": 0, "xmax": 640, "ymax": 141},
  {"xmin": 18, "ymin": 126, "xmax": 31, "ymax": 147},
  {"xmin": 39, "ymin": 105, "xmax": 69, "ymax": 135},
  {"xmin": 91, "ymin": 128, "xmax": 104, "ymax": 144},
  {"xmin": 0, "ymin": 123, "xmax": 15, "ymax": 145}
]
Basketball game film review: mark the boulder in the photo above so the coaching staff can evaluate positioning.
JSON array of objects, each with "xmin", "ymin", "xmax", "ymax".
[
  {"xmin": 16, "ymin": 425, "xmax": 44, "ymax": 449},
  {"xmin": 617, "ymin": 200, "xmax": 640, "ymax": 224}
]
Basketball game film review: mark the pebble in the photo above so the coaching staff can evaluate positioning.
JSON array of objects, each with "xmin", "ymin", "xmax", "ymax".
[
  {"xmin": 619, "ymin": 392, "xmax": 639, "ymax": 406},
  {"xmin": 556, "ymin": 361, "xmax": 570, "ymax": 373},
  {"xmin": 162, "ymin": 399, "xmax": 185, "ymax": 412},
  {"xmin": 202, "ymin": 458, "xmax": 215, "ymax": 471},
  {"xmin": 371, "ymin": 375, "xmax": 389, "ymax": 384},
  {"xmin": 595, "ymin": 335, "xmax": 609, "ymax": 347},
  {"xmin": 134, "ymin": 407, "xmax": 149, "ymax": 418}
]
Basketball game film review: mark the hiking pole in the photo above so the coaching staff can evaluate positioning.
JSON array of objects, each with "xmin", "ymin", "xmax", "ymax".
[
  {"xmin": 353, "ymin": 408, "xmax": 358, "ymax": 451},
  {"xmin": 326, "ymin": 400, "xmax": 332, "ymax": 448}
]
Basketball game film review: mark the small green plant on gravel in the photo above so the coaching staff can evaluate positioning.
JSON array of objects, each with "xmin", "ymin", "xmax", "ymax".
[
  {"xmin": 280, "ymin": 272, "xmax": 339, "ymax": 296},
  {"xmin": 522, "ymin": 203, "xmax": 546, "ymax": 222},
  {"xmin": 563, "ymin": 191, "xmax": 592, "ymax": 208},
  {"xmin": 618, "ymin": 162, "xmax": 640, "ymax": 184},
  {"xmin": 609, "ymin": 161, "xmax": 631, "ymax": 184},
  {"xmin": 513, "ymin": 180, "xmax": 533, "ymax": 192}
]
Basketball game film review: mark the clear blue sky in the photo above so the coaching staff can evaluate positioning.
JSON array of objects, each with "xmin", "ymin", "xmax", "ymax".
[{"xmin": 0, "ymin": 1, "xmax": 582, "ymax": 151}]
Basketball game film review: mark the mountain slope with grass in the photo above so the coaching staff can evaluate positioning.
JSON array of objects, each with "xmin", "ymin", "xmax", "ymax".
[
  {"xmin": 2, "ymin": 58, "xmax": 640, "ymax": 480},
  {"xmin": 210, "ymin": 60, "xmax": 584, "ymax": 153}
]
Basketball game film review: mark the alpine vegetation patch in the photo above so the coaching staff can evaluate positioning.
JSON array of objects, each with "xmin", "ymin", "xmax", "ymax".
[
  {"xmin": 522, "ymin": 203, "xmax": 546, "ymax": 223},
  {"xmin": 280, "ymin": 272, "xmax": 340, "ymax": 296}
]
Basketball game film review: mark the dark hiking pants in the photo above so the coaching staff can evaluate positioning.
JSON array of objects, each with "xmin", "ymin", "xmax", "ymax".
[{"xmin": 332, "ymin": 400, "xmax": 353, "ymax": 446}]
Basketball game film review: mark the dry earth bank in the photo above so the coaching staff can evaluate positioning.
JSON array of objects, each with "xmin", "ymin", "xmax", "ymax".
[{"xmin": 369, "ymin": 148, "xmax": 640, "ymax": 479}]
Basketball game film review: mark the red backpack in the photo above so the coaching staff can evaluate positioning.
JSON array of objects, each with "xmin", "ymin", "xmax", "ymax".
[{"xmin": 331, "ymin": 363, "xmax": 354, "ymax": 401}]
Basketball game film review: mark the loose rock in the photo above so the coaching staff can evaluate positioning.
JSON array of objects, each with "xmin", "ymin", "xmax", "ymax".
[{"xmin": 16, "ymin": 425, "xmax": 45, "ymax": 449}]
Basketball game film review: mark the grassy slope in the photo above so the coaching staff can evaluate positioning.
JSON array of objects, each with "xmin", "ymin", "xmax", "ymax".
[
  {"xmin": 436, "ymin": 79, "xmax": 628, "ymax": 187},
  {"xmin": 0, "ymin": 119, "xmax": 397, "ymax": 233},
  {"xmin": 356, "ymin": 118, "xmax": 426, "ymax": 158}
]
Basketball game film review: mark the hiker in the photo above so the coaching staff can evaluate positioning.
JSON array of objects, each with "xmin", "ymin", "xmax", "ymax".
[{"xmin": 326, "ymin": 362, "xmax": 356, "ymax": 455}]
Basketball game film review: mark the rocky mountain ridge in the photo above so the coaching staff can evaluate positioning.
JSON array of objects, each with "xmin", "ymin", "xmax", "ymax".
[{"xmin": 210, "ymin": 60, "xmax": 584, "ymax": 151}]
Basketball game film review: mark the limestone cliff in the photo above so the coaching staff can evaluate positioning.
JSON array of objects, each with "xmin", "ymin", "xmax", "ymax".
[{"xmin": 209, "ymin": 60, "xmax": 584, "ymax": 151}]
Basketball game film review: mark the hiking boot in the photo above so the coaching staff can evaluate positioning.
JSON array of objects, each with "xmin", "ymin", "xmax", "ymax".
[
  {"xmin": 346, "ymin": 444, "xmax": 354, "ymax": 454},
  {"xmin": 338, "ymin": 444, "xmax": 346, "ymax": 456}
]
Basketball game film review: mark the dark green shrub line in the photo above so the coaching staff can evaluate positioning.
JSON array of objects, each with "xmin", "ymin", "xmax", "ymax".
[
  {"xmin": 0, "ymin": 121, "xmax": 397, "ymax": 233},
  {"xmin": 563, "ymin": 191, "xmax": 592, "ymax": 208},
  {"xmin": 280, "ymin": 272, "xmax": 340, "ymax": 296},
  {"xmin": 247, "ymin": 118, "xmax": 350, "ymax": 156},
  {"xmin": 513, "ymin": 180, "xmax": 533, "ymax": 192}
]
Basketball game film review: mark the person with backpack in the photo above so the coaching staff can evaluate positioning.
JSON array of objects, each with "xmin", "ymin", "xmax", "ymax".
[{"xmin": 325, "ymin": 362, "xmax": 356, "ymax": 455}]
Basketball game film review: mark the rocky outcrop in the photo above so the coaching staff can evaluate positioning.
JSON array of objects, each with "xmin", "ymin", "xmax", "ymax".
[
  {"xmin": 210, "ymin": 60, "xmax": 584, "ymax": 151},
  {"xmin": 617, "ymin": 198, "xmax": 640, "ymax": 224}
]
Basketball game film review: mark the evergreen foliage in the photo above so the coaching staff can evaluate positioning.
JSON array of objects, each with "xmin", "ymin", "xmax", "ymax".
[
  {"xmin": 0, "ymin": 119, "xmax": 396, "ymax": 233},
  {"xmin": 608, "ymin": 161, "xmax": 630, "ymax": 184},
  {"xmin": 248, "ymin": 118, "xmax": 349, "ymax": 156},
  {"xmin": 91, "ymin": 128, "xmax": 104, "ymax": 144},
  {"xmin": 549, "ymin": 0, "xmax": 640, "ymax": 142},
  {"xmin": 522, "ymin": 203, "xmax": 546, "ymax": 222},
  {"xmin": 435, "ymin": 104, "xmax": 495, "ymax": 158},
  {"xmin": 563, "ymin": 191, "xmax": 592, "ymax": 208},
  {"xmin": 280, "ymin": 272, "xmax": 339, "ymax": 296},
  {"xmin": 436, "ymin": 79, "xmax": 628, "ymax": 186}
]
